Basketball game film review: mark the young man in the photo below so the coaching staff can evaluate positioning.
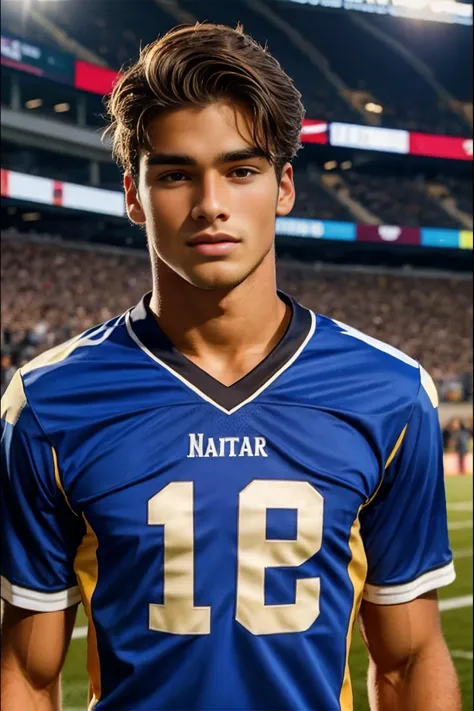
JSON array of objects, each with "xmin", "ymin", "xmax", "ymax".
[{"xmin": 1, "ymin": 22, "xmax": 461, "ymax": 711}]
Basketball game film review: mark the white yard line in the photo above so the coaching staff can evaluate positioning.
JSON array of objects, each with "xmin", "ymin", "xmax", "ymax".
[
  {"xmin": 453, "ymin": 548, "xmax": 473, "ymax": 559},
  {"xmin": 448, "ymin": 502, "xmax": 473, "ymax": 512},
  {"xmin": 451, "ymin": 650, "xmax": 473, "ymax": 660},
  {"xmin": 72, "ymin": 625, "xmax": 87, "ymax": 640},
  {"xmin": 439, "ymin": 595, "xmax": 473, "ymax": 612},
  {"xmin": 448, "ymin": 520, "xmax": 473, "ymax": 531}
]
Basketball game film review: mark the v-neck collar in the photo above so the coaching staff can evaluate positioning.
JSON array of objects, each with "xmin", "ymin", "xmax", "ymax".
[{"xmin": 127, "ymin": 290, "xmax": 315, "ymax": 413}]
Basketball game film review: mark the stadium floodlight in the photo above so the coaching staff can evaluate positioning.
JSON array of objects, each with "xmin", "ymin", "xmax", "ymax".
[
  {"xmin": 25, "ymin": 98, "xmax": 43, "ymax": 110},
  {"xmin": 54, "ymin": 102, "xmax": 70, "ymax": 113},
  {"xmin": 365, "ymin": 102, "xmax": 384, "ymax": 115}
]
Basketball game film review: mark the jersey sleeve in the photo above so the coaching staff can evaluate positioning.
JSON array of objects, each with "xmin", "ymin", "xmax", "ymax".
[
  {"xmin": 1, "ymin": 370, "xmax": 83, "ymax": 611},
  {"xmin": 360, "ymin": 367, "xmax": 455, "ymax": 605}
]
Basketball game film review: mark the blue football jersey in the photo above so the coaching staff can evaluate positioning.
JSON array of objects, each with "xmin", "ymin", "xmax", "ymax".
[{"xmin": 1, "ymin": 291, "xmax": 455, "ymax": 711}]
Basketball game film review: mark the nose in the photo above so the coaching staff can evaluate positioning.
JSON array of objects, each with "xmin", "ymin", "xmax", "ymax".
[{"xmin": 190, "ymin": 172, "xmax": 230, "ymax": 224}]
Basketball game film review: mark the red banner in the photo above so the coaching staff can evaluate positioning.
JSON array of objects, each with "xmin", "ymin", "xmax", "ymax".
[
  {"xmin": 409, "ymin": 132, "xmax": 473, "ymax": 161},
  {"xmin": 301, "ymin": 120, "xmax": 328, "ymax": 145},
  {"xmin": 74, "ymin": 60, "xmax": 119, "ymax": 95},
  {"xmin": 52, "ymin": 180, "xmax": 63, "ymax": 207},
  {"xmin": 356, "ymin": 225, "xmax": 421, "ymax": 245},
  {"xmin": 1, "ymin": 168, "xmax": 9, "ymax": 197}
]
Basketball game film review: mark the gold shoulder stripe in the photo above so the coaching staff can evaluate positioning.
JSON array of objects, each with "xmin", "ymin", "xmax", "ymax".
[
  {"xmin": 75, "ymin": 514, "xmax": 101, "ymax": 705},
  {"xmin": 362, "ymin": 424, "xmax": 408, "ymax": 508},
  {"xmin": 21, "ymin": 333, "xmax": 85, "ymax": 375},
  {"xmin": 1, "ymin": 370, "xmax": 27, "ymax": 425},
  {"xmin": 339, "ymin": 507, "xmax": 368, "ymax": 711},
  {"xmin": 1, "ymin": 336, "xmax": 90, "ymax": 425},
  {"xmin": 51, "ymin": 447, "xmax": 78, "ymax": 517},
  {"xmin": 420, "ymin": 367, "xmax": 439, "ymax": 409},
  {"xmin": 385, "ymin": 424, "xmax": 408, "ymax": 470},
  {"xmin": 21, "ymin": 323, "xmax": 117, "ymax": 377}
]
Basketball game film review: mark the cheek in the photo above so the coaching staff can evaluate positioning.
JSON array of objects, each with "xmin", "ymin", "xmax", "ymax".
[
  {"xmin": 143, "ymin": 189, "xmax": 182, "ymax": 227},
  {"xmin": 242, "ymin": 180, "xmax": 278, "ymax": 216}
]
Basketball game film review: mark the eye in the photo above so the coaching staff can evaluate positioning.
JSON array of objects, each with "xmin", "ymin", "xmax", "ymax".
[
  {"xmin": 231, "ymin": 168, "xmax": 258, "ymax": 180},
  {"xmin": 158, "ymin": 171, "xmax": 189, "ymax": 183}
]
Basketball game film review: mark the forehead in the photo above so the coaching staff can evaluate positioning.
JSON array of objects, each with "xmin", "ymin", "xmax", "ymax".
[{"xmin": 144, "ymin": 102, "xmax": 256, "ymax": 160}]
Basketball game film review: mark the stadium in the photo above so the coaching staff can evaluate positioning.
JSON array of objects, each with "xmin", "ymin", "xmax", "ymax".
[{"xmin": 0, "ymin": 0, "xmax": 472, "ymax": 709}]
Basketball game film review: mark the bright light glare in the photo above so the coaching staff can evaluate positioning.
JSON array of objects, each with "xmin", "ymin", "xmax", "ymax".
[
  {"xmin": 25, "ymin": 98, "xmax": 43, "ymax": 109},
  {"xmin": 324, "ymin": 161, "xmax": 337, "ymax": 171},
  {"xmin": 54, "ymin": 102, "xmax": 70, "ymax": 113},
  {"xmin": 365, "ymin": 102, "xmax": 384, "ymax": 114}
]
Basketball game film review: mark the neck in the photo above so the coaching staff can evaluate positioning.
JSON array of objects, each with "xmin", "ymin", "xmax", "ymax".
[{"xmin": 148, "ymin": 249, "xmax": 290, "ymax": 366}]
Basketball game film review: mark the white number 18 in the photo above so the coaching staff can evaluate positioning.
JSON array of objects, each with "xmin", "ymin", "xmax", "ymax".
[{"xmin": 148, "ymin": 480, "xmax": 324, "ymax": 636}]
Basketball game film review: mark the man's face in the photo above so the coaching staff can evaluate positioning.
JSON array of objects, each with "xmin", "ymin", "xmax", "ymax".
[{"xmin": 124, "ymin": 102, "xmax": 295, "ymax": 290}]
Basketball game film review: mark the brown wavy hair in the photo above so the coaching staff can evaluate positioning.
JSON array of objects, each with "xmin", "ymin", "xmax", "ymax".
[{"xmin": 103, "ymin": 22, "xmax": 305, "ymax": 184}]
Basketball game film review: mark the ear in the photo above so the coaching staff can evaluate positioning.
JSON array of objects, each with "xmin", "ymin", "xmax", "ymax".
[
  {"xmin": 276, "ymin": 162, "xmax": 295, "ymax": 217},
  {"xmin": 124, "ymin": 173, "xmax": 146, "ymax": 225}
]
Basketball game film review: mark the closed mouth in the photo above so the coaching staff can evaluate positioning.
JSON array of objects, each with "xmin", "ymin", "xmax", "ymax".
[{"xmin": 188, "ymin": 233, "xmax": 240, "ymax": 246}]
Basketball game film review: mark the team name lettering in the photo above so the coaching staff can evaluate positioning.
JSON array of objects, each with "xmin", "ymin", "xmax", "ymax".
[{"xmin": 187, "ymin": 433, "xmax": 268, "ymax": 458}]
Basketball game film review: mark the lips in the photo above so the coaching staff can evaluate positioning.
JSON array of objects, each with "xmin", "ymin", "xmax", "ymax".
[
  {"xmin": 187, "ymin": 233, "xmax": 241, "ymax": 257},
  {"xmin": 187, "ymin": 232, "xmax": 240, "ymax": 246}
]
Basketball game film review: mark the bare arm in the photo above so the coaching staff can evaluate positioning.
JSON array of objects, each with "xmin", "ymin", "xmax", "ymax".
[
  {"xmin": 1, "ymin": 602, "xmax": 77, "ymax": 711},
  {"xmin": 359, "ymin": 591, "xmax": 461, "ymax": 711}
]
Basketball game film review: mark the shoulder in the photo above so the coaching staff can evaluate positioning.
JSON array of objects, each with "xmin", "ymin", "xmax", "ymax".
[
  {"xmin": 316, "ymin": 314, "xmax": 419, "ymax": 368},
  {"xmin": 1, "ymin": 312, "xmax": 129, "ymax": 429},
  {"xmin": 22, "ymin": 313, "xmax": 127, "ymax": 384},
  {"xmin": 312, "ymin": 313, "xmax": 437, "ymax": 409}
]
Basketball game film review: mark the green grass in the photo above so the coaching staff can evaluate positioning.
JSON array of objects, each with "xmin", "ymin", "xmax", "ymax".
[{"xmin": 63, "ymin": 477, "xmax": 473, "ymax": 710}]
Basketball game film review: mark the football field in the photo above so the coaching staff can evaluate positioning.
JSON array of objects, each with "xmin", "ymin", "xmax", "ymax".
[{"xmin": 62, "ymin": 476, "xmax": 473, "ymax": 711}]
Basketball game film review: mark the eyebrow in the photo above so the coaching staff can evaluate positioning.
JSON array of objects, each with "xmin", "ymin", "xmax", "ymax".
[{"xmin": 146, "ymin": 147, "xmax": 269, "ymax": 167}]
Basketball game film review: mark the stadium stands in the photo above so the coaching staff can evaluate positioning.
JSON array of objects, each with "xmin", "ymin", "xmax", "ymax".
[
  {"xmin": 272, "ymin": 5, "xmax": 472, "ymax": 136},
  {"xmin": 441, "ymin": 174, "xmax": 474, "ymax": 216},
  {"xmin": 341, "ymin": 171, "xmax": 468, "ymax": 229},
  {"xmin": 2, "ymin": 0, "xmax": 471, "ymax": 135},
  {"xmin": 292, "ymin": 172, "xmax": 354, "ymax": 222}
]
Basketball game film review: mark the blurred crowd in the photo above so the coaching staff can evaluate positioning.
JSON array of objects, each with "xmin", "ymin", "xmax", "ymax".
[
  {"xmin": 1, "ymin": 235, "xmax": 472, "ymax": 410},
  {"xmin": 442, "ymin": 418, "xmax": 473, "ymax": 471}
]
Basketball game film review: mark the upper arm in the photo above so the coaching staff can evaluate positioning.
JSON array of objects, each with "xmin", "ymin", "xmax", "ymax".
[
  {"xmin": 360, "ymin": 367, "xmax": 455, "ymax": 606},
  {"xmin": 1, "ymin": 601, "xmax": 78, "ymax": 688},
  {"xmin": 1, "ymin": 370, "xmax": 84, "ymax": 611},
  {"xmin": 359, "ymin": 591, "xmax": 445, "ymax": 673}
]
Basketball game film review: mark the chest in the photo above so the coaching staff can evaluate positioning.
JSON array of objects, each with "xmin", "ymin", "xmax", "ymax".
[
  {"xmin": 68, "ymin": 401, "xmax": 375, "ymax": 640},
  {"xmin": 62, "ymin": 401, "xmax": 382, "ymax": 533}
]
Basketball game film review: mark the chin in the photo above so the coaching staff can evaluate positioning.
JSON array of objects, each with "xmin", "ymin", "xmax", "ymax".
[{"xmin": 181, "ymin": 262, "xmax": 253, "ymax": 291}]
